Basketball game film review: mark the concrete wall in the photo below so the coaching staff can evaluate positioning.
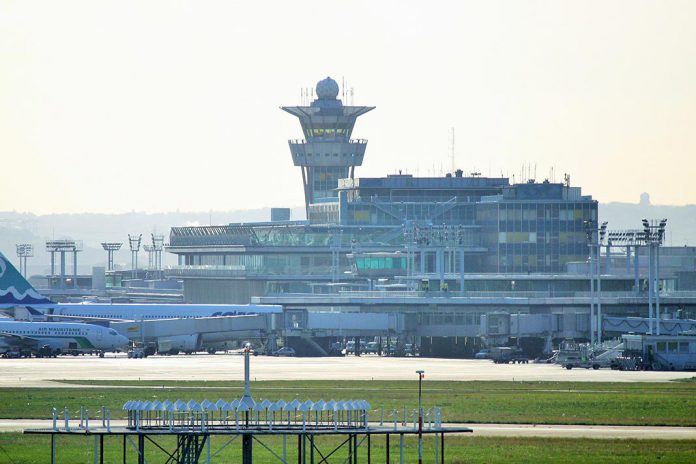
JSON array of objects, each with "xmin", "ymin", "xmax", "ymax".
[{"xmin": 183, "ymin": 279, "xmax": 265, "ymax": 304}]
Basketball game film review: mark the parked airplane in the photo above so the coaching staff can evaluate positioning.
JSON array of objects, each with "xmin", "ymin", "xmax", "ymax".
[
  {"xmin": 0, "ymin": 320, "xmax": 129, "ymax": 357},
  {"xmin": 0, "ymin": 252, "xmax": 282, "ymax": 354}
]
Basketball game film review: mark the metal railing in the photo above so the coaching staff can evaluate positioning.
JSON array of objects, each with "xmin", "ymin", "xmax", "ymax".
[{"xmin": 261, "ymin": 290, "xmax": 696, "ymax": 299}]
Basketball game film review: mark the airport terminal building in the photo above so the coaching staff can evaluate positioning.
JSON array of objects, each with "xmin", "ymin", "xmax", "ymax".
[
  {"xmin": 164, "ymin": 77, "xmax": 696, "ymax": 356},
  {"xmin": 167, "ymin": 77, "xmax": 598, "ymax": 302}
]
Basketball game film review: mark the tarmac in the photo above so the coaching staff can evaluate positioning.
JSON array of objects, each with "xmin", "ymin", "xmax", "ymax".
[{"xmin": 0, "ymin": 353, "xmax": 693, "ymax": 387}]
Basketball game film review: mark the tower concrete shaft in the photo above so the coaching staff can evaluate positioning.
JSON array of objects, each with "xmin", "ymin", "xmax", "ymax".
[{"xmin": 282, "ymin": 77, "xmax": 374, "ymax": 217}]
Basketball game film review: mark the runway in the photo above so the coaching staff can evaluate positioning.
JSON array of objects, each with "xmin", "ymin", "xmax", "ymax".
[
  {"xmin": 0, "ymin": 354, "xmax": 693, "ymax": 387},
  {"xmin": 1, "ymin": 420, "xmax": 694, "ymax": 439}
]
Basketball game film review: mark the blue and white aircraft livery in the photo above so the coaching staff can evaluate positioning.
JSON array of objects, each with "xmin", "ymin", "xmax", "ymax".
[
  {"xmin": 0, "ymin": 252, "xmax": 52, "ymax": 306},
  {"xmin": 0, "ymin": 251, "xmax": 282, "ymax": 354},
  {"xmin": 0, "ymin": 252, "xmax": 281, "ymax": 320}
]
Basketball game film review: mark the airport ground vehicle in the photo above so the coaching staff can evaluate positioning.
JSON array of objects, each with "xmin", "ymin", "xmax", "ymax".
[
  {"xmin": 128, "ymin": 348, "xmax": 146, "ymax": 359},
  {"xmin": 272, "ymin": 347, "xmax": 296, "ymax": 357},
  {"xmin": 364, "ymin": 342, "xmax": 379, "ymax": 354},
  {"xmin": 490, "ymin": 346, "xmax": 529, "ymax": 364},
  {"xmin": 475, "ymin": 349, "xmax": 490, "ymax": 359},
  {"xmin": 1, "ymin": 350, "xmax": 23, "ymax": 358}
]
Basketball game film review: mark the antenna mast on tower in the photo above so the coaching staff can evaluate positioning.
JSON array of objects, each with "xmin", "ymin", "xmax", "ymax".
[{"xmin": 449, "ymin": 127, "xmax": 455, "ymax": 174}]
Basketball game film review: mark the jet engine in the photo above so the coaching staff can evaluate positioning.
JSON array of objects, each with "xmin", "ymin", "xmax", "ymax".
[{"xmin": 157, "ymin": 334, "xmax": 201, "ymax": 354}]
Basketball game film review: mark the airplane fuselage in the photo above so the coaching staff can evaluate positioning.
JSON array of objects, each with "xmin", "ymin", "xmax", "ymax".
[
  {"xmin": 0, "ymin": 321, "xmax": 129, "ymax": 354},
  {"xmin": 31, "ymin": 303, "xmax": 282, "ymax": 321}
]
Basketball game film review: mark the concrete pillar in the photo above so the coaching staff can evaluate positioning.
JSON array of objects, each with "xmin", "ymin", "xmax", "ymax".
[
  {"xmin": 59, "ymin": 251, "xmax": 66, "ymax": 289},
  {"xmin": 634, "ymin": 245, "xmax": 640, "ymax": 295},
  {"xmin": 437, "ymin": 248, "xmax": 444, "ymax": 290},
  {"xmin": 73, "ymin": 251, "xmax": 78, "ymax": 288},
  {"xmin": 648, "ymin": 244, "xmax": 654, "ymax": 334},
  {"xmin": 626, "ymin": 246, "xmax": 631, "ymax": 275},
  {"xmin": 459, "ymin": 248, "xmax": 465, "ymax": 293}
]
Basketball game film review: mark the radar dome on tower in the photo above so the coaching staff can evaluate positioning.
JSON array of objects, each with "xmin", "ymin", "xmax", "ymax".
[{"xmin": 316, "ymin": 76, "xmax": 339, "ymax": 100}]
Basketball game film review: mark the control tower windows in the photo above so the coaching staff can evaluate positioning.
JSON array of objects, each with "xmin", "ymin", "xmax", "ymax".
[{"xmin": 310, "ymin": 128, "xmax": 347, "ymax": 137}]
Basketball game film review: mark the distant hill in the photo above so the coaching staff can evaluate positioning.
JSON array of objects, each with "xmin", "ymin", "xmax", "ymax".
[
  {"xmin": 1, "ymin": 202, "xmax": 694, "ymax": 275},
  {"xmin": 0, "ymin": 208, "xmax": 304, "ymax": 275},
  {"xmin": 599, "ymin": 202, "xmax": 696, "ymax": 247}
]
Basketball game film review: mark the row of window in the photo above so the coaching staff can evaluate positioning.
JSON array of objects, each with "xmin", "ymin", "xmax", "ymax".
[
  {"xmin": 655, "ymin": 341, "xmax": 692, "ymax": 354},
  {"xmin": 308, "ymin": 128, "xmax": 347, "ymax": 137}
]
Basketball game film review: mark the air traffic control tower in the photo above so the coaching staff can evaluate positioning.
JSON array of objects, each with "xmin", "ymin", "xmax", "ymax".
[{"xmin": 282, "ymin": 77, "xmax": 374, "ymax": 217}]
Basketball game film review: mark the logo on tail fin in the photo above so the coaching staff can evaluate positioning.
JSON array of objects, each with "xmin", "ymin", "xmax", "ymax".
[{"xmin": 0, "ymin": 252, "xmax": 52, "ymax": 306}]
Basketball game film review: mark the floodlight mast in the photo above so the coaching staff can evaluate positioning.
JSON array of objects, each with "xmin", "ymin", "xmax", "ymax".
[
  {"xmin": 127, "ymin": 234, "xmax": 142, "ymax": 278},
  {"xmin": 45, "ymin": 240, "xmax": 82, "ymax": 289},
  {"xmin": 15, "ymin": 243, "xmax": 34, "ymax": 278},
  {"xmin": 100, "ymin": 242, "xmax": 122, "ymax": 272},
  {"xmin": 641, "ymin": 219, "xmax": 667, "ymax": 335},
  {"xmin": 151, "ymin": 234, "xmax": 165, "ymax": 277},
  {"xmin": 584, "ymin": 221, "xmax": 608, "ymax": 345}
]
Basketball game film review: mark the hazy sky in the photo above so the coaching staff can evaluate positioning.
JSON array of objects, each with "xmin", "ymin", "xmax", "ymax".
[{"xmin": 1, "ymin": 0, "xmax": 695, "ymax": 215}]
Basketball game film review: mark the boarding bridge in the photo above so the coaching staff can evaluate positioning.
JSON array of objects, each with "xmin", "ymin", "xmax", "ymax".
[
  {"xmin": 284, "ymin": 309, "xmax": 406, "ymax": 337},
  {"xmin": 481, "ymin": 312, "xmax": 696, "ymax": 346},
  {"xmin": 110, "ymin": 314, "xmax": 276, "ymax": 353},
  {"xmin": 603, "ymin": 316, "xmax": 696, "ymax": 336},
  {"xmin": 481, "ymin": 312, "xmax": 590, "ymax": 346},
  {"xmin": 111, "ymin": 314, "xmax": 276, "ymax": 340}
]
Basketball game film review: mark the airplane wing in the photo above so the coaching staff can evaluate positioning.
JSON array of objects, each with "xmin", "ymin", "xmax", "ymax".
[{"xmin": 0, "ymin": 332, "xmax": 40, "ymax": 349}]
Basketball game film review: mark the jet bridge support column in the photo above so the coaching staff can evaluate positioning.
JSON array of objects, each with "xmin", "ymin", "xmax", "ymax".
[
  {"xmin": 73, "ymin": 250, "xmax": 78, "ymax": 288},
  {"xmin": 60, "ymin": 251, "xmax": 66, "ymax": 289}
]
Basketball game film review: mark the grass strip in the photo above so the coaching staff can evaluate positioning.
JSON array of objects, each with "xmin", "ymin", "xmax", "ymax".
[{"xmin": 2, "ymin": 380, "xmax": 695, "ymax": 426}]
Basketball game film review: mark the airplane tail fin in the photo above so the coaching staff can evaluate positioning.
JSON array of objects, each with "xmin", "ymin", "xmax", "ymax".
[{"xmin": 0, "ymin": 251, "xmax": 52, "ymax": 306}]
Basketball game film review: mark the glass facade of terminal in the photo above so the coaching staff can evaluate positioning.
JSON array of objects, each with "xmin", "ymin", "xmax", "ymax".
[{"xmin": 168, "ymin": 176, "xmax": 597, "ymax": 292}]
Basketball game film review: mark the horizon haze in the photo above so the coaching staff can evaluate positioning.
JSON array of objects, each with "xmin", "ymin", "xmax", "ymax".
[{"xmin": 2, "ymin": 1, "xmax": 696, "ymax": 214}]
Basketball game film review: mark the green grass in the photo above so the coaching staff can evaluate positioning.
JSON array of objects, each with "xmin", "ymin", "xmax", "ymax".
[
  {"xmin": 2, "ymin": 380, "xmax": 696, "ymax": 426},
  {"xmin": 0, "ymin": 434, "xmax": 694, "ymax": 464}
]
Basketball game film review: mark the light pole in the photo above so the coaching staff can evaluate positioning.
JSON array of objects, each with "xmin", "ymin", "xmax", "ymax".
[
  {"xmin": 15, "ymin": 243, "xmax": 33, "ymax": 278},
  {"xmin": 416, "ymin": 369, "xmax": 424, "ymax": 464},
  {"xmin": 642, "ymin": 219, "xmax": 667, "ymax": 335},
  {"xmin": 584, "ymin": 220, "xmax": 607, "ymax": 345},
  {"xmin": 597, "ymin": 222, "xmax": 607, "ymax": 344},
  {"xmin": 128, "ymin": 234, "xmax": 142, "ymax": 279}
]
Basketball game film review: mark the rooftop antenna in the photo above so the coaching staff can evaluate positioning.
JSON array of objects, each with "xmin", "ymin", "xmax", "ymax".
[
  {"xmin": 564, "ymin": 173, "xmax": 571, "ymax": 188},
  {"xmin": 449, "ymin": 127, "xmax": 455, "ymax": 174},
  {"xmin": 350, "ymin": 87, "xmax": 354, "ymax": 105}
]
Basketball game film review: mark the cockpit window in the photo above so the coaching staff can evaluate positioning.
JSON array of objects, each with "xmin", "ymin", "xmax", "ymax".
[{"xmin": 109, "ymin": 329, "xmax": 118, "ymax": 336}]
